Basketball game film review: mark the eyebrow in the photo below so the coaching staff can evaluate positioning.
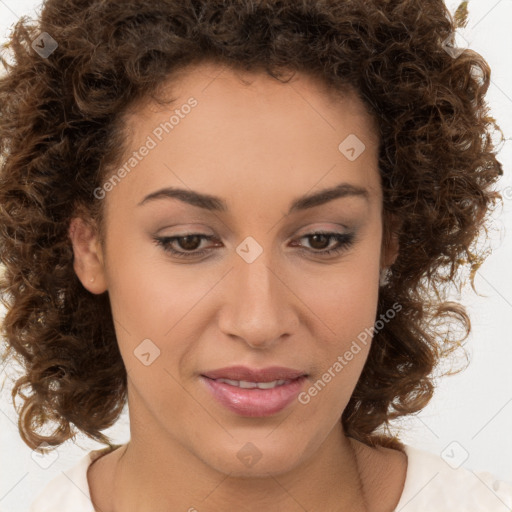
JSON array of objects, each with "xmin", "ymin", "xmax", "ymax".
[{"xmin": 137, "ymin": 182, "xmax": 370, "ymax": 214}]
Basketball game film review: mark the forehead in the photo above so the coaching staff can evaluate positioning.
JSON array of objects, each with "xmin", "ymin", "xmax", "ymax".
[
  {"xmin": 126, "ymin": 60, "xmax": 378, "ymax": 143},
  {"xmin": 105, "ymin": 61, "xmax": 381, "ymax": 216}
]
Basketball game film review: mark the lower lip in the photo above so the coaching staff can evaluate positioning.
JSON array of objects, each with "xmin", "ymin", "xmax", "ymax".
[{"xmin": 201, "ymin": 376, "xmax": 307, "ymax": 417}]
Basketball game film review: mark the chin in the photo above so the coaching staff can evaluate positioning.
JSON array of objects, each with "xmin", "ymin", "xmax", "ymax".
[{"xmin": 198, "ymin": 436, "xmax": 310, "ymax": 478}]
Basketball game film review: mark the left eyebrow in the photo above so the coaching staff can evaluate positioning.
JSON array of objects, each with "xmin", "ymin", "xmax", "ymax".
[{"xmin": 137, "ymin": 182, "xmax": 370, "ymax": 213}]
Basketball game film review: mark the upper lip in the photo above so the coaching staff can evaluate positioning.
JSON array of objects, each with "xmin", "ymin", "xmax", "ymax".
[{"xmin": 201, "ymin": 366, "xmax": 307, "ymax": 382}]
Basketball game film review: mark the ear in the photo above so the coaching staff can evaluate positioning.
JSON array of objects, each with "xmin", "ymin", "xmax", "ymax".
[
  {"xmin": 68, "ymin": 216, "xmax": 107, "ymax": 294},
  {"xmin": 380, "ymin": 213, "xmax": 401, "ymax": 269}
]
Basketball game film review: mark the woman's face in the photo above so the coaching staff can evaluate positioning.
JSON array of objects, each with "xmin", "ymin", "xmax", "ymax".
[{"xmin": 72, "ymin": 61, "xmax": 397, "ymax": 476}]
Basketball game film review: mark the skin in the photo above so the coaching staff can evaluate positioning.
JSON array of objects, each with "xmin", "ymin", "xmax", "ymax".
[{"xmin": 69, "ymin": 61, "xmax": 406, "ymax": 512}]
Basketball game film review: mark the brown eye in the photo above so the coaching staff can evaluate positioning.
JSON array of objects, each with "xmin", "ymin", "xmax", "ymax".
[
  {"xmin": 307, "ymin": 234, "xmax": 332, "ymax": 250},
  {"xmin": 153, "ymin": 234, "xmax": 217, "ymax": 258},
  {"xmin": 176, "ymin": 235, "xmax": 203, "ymax": 251},
  {"xmin": 292, "ymin": 232, "xmax": 356, "ymax": 256}
]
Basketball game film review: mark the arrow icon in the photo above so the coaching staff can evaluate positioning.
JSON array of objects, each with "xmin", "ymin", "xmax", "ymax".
[
  {"xmin": 441, "ymin": 441, "xmax": 469, "ymax": 469},
  {"xmin": 237, "ymin": 442, "xmax": 263, "ymax": 467},
  {"xmin": 134, "ymin": 339, "xmax": 161, "ymax": 366},
  {"xmin": 236, "ymin": 236, "xmax": 263, "ymax": 263},
  {"xmin": 31, "ymin": 32, "xmax": 58, "ymax": 59},
  {"xmin": 338, "ymin": 134, "xmax": 365, "ymax": 161}
]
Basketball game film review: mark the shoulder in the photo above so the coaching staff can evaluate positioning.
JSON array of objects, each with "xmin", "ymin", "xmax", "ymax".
[
  {"xmin": 395, "ymin": 444, "xmax": 512, "ymax": 512},
  {"xmin": 29, "ymin": 444, "xmax": 121, "ymax": 512}
]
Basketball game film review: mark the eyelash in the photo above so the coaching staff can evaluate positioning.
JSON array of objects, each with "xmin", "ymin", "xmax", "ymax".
[{"xmin": 153, "ymin": 231, "xmax": 356, "ymax": 259}]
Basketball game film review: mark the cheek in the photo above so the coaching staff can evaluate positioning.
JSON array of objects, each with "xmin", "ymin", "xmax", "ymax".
[
  {"xmin": 103, "ymin": 215, "xmax": 201, "ymax": 323},
  {"xmin": 101, "ymin": 227, "xmax": 190, "ymax": 364},
  {"xmin": 292, "ymin": 231, "xmax": 381, "ymax": 402},
  {"xmin": 308, "ymin": 266, "xmax": 379, "ymax": 327},
  {"xmin": 106, "ymin": 262, "xmax": 206, "ymax": 371},
  {"xmin": 296, "ymin": 235, "xmax": 381, "ymax": 341},
  {"xmin": 297, "ymin": 265, "xmax": 379, "ymax": 390},
  {"xmin": 294, "ymin": 258, "xmax": 381, "ymax": 425}
]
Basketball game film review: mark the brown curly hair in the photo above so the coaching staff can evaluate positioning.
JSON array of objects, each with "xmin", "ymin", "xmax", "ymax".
[{"xmin": 0, "ymin": 0, "xmax": 503, "ymax": 451}]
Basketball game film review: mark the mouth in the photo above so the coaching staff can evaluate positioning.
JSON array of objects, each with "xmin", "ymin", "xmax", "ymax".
[
  {"xmin": 200, "ymin": 366, "xmax": 308, "ymax": 417},
  {"xmin": 201, "ymin": 365, "xmax": 307, "ymax": 382},
  {"xmin": 210, "ymin": 378, "xmax": 292, "ymax": 389}
]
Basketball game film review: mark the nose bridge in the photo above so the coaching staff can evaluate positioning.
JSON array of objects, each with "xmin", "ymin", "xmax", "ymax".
[
  {"xmin": 222, "ymin": 237, "xmax": 293, "ymax": 347},
  {"xmin": 239, "ymin": 254, "xmax": 274, "ymax": 301},
  {"xmin": 234, "ymin": 231, "xmax": 276, "ymax": 284},
  {"xmin": 235, "ymin": 239, "xmax": 281, "ymax": 315}
]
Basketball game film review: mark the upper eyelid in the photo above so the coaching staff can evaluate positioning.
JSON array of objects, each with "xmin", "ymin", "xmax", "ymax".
[
  {"xmin": 158, "ymin": 229, "xmax": 350, "ymax": 242},
  {"xmin": 156, "ymin": 223, "xmax": 352, "ymax": 237}
]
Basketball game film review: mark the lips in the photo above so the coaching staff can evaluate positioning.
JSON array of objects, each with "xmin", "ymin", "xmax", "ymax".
[
  {"xmin": 201, "ymin": 365, "xmax": 306, "ymax": 382},
  {"xmin": 200, "ymin": 366, "xmax": 308, "ymax": 417}
]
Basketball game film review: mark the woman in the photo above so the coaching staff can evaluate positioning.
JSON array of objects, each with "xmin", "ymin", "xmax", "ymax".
[{"xmin": 0, "ymin": 0, "xmax": 510, "ymax": 510}]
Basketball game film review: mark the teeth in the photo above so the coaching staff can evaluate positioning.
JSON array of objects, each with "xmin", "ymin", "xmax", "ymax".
[
  {"xmin": 216, "ymin": 378, "xmax": 289, "ymax": 389},
  {"xmin": 239, "ymin": 380, "xmax": 258, "ymax": 389},
  {"xmin": 220, "ymin": 378, "xmax": 241, "ymax": 387}
]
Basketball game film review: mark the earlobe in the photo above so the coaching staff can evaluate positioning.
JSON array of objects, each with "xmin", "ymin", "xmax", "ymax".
[{"xmin": 68, "ymin": 217, "xmax": 107, "ymax": 294}]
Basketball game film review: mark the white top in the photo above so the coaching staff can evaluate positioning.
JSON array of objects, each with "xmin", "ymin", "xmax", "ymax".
[{"xmin": 29, "ymin": 444, "xmax": 512, "ymax": 511}]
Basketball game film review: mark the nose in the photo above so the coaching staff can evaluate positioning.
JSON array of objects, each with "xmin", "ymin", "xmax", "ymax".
[{"xmin": 218, "ymin": 248, "xmax": 299, "ymax": 350}]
